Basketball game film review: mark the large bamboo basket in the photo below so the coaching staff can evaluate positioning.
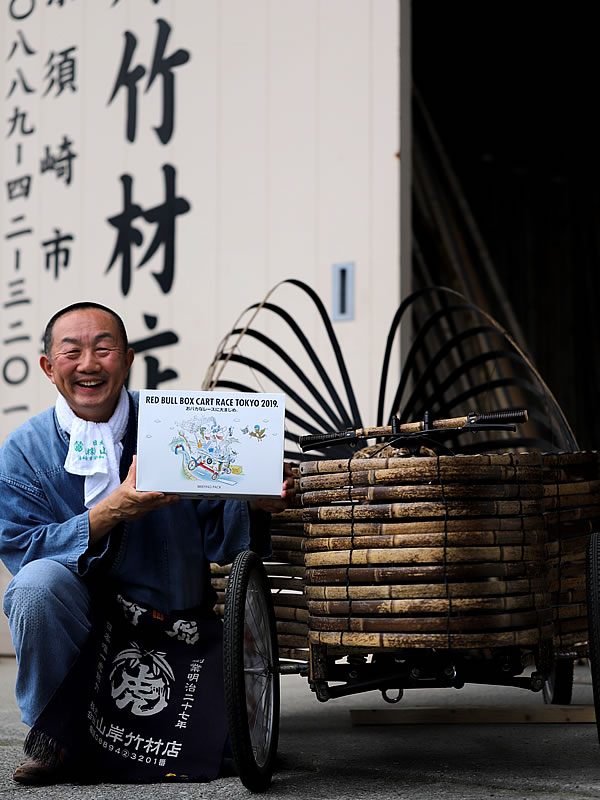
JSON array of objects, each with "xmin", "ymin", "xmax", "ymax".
[
  {"xmin": 210, "ymin": 450, "xmax": 599, "ymax": 662},
  {"xmin": 299, "ymin": 451, "xmax": 552, "ymax": 651},
  {"xmin": 543, "ymin": 451, "xmax": 600, "ymax": 654}
]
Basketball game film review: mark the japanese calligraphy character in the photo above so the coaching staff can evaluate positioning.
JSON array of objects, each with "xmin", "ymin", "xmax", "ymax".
[
  {"xmin": 40, "ymin": 135, "xmax": 77, "ymax": 185},
  {"xmin": 106, "ymin": 165, "xmax": 190, "ymax": 295},
  {"xmin": 3, "ymin": 355, "xmax": 29, "ymax": 386},
  {"xmin": 127, "ymin": 313, "xmax": 179, "ymax": 389},
  {"xmin": 6, "ymin": 69, "xmax": 35, "ymax": 99},
  {"xmin": 6, "ymin": 175, "xmax": 32, "ymax": 200},
  {"xmin": 5, "ymin": 214, "xmax": 33, "ymax": 242},
  {"xmin": 94, "ymin": 716, "xmax": 107, "ymax": 736},
  {"xmin": 7, "ymin": 30, "xmax": 36, "ymax": 59},
  {"xmin": 9, "ymin": 0, "xmax": 35, "ymax": 20},
  {"xmin": 161, "ymin": 741, "xmax": 182, "ymax": 758},
  {"xmin": 110, "ymin": 644, "xmax": 174, "ymax": 716},
  {"xmin": 41, "ymin": 227, "xmax": 74, "ymax": 279},
  {"xmin": 4, "ymin": 282, "xmax": 31, "ymax": 316},
  {"xmin": 107, "ymin": 725, "xmax": 125, "ymax": 743},
  {"xmin": 108, "ymin": 19, "xmax": 190, "ymax": 144},
  {"xmin": 7, "ymin": 107, "xmax": 35, "ymax": 137},
  {"xmin": 43, "ymin": 46, "xmax": 77, "ymax": 96},
  {"xmin": 143, "ymin": 737, "xmax": 164, "ymax": 755},
  {"xmin": 123, "ymin": 731, "xmax": 144, "ymax": 750},
  {"xmin": 167, "ymin": 619, "xmax": 199, "ymax": 645},
  {"xmin": 3, "ymin": 319, "xmax": 31, "ymax": 348}
]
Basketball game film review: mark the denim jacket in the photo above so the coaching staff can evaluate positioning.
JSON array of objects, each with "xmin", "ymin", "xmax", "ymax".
[{"xmin": 0, "ymin": 392, "xmax": 268, "ymax": 612}]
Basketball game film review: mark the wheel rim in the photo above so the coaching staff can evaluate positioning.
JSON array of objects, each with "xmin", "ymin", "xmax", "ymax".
[
  {"xmin": 243, "ymin": 572, "xmax": 275, "ymax": 768},
  {"xmin": 542, "ymin": 669, "xmax": 556, "ymax": 704}
]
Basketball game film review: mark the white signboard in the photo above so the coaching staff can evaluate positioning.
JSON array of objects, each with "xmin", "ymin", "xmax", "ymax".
[{"xmin": 136, "ymin": 389, "xmax": 285, "ymax": 498}]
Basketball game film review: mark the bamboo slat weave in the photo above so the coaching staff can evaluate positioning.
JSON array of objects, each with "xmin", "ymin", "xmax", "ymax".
[
  {"xmin": 298, "ymin": 452, "xmax": 551, "ymax": 650},
  {"xmin": 542, "ymin": 451, "xmax": 600, "ymax": 653},
  {"xmin": 299, "ymin": 452, "xmax": 543, "ymax": 477},
  {"xmin": 305, "ymin": 577, "xmax": 547, "ymax": 601},
  {"xmin": 308, "ymin": 626, "xmax": 554, "ymax": 650}
]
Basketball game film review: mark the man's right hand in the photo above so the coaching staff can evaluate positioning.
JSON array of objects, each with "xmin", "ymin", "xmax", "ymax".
[{"xmin": 88, "ymin": 455, "xmax": 180, "ymax": 544}]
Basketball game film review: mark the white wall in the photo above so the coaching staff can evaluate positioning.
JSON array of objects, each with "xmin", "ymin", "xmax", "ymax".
[{"xmin": 0, "ymin": 0, "xmax": 405, "ymax": 653}]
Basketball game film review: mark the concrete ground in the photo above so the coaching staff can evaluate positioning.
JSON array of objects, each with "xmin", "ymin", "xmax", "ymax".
[{"xmin": 2, "ymin": 656, "xmax": 600, "ymax": 799}]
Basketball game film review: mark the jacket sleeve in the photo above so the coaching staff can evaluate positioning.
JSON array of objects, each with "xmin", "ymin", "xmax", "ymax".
[
  {"xmin": 0, "ymin": 439, "xmax": 110, "ymax": 577},
  {"xmin": 198, "ymin": 498, "xmax": 272, "ymax": 566}
]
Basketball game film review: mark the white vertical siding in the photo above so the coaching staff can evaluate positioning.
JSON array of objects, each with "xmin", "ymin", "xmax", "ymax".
[{"xmin": 0, "ymin": 0, "xmax": 403, "ymax": 653}]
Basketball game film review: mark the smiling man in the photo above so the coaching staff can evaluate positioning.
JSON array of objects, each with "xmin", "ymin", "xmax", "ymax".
[
  {"xmin": 0, "ymin": 302, "xmax": 293, "ymax": 785},
  {"xmin": 40, "ymin": 304, "xmax": 134, "ymax": 423}
]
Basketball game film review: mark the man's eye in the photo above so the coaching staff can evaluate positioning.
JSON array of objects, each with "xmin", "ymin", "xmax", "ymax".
[{"xmin": 96, "ymin": 348, "xmax": 112, "ymax": 356}]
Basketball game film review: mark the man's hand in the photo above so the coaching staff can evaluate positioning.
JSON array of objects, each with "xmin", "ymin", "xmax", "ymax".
[
  {"xmin": 88, "ymin": 455, "xmax": 180, "ymax": 544},
  {"xmin": 249, "ymin": 462, "xmax": 296, "ymax": 515}
]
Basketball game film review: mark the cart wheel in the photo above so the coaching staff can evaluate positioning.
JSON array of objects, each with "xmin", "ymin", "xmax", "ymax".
[
  {"xmin": 542, "ymin": 659, "xmax": 574, "ymax": 704},
  {"xmin": 223, "ymin": 550, "xmax": 280, "ymax": 792},
  {"xmin": 586, "ymin": 531, "xmax": 600, "ymax": 744},
  {"xmin": 188, "ymin": 458, "xmax": 197, "ymax": 470}
]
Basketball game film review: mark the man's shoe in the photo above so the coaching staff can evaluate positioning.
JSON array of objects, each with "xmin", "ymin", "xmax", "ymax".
[{"xmin": 12, "ymin": 757, "xmax": 67, "ymax": 785}]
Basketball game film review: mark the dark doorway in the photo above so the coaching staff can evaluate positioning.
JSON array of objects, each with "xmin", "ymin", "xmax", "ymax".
[{"xmin": 412, "ymin": 1, "xmax": 600, "ymax": 449}]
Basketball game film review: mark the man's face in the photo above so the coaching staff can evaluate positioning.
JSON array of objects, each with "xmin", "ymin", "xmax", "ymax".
[{"xmin": 40, "ymin": 308, "xmax": 134, "ymax": 422}]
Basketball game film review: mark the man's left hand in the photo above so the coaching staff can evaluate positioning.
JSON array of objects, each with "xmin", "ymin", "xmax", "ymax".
[{"xmin": 250, "ymin": 462, "xmax": 296, "ymax": 514}]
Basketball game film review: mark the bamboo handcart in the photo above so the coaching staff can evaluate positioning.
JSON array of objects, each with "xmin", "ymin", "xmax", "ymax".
[
  {"xmin": 205, "ymin": 281, "xmax": 600, "ymax": 792},
  {"xmin": 214, "ymin": 409, "xmax": 600, "ymax": 792}
]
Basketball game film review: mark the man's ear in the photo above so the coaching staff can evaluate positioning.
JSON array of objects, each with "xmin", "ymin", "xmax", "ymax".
[
  {"xmin": 39, "ymin": 355, "xmax": 56, "ymax": 384},
  {"xmin": 126, "ymin": 347, "xmax": 134, "ymax": 371}
]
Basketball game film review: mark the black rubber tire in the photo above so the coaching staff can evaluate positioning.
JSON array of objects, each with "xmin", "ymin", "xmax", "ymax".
[
  {"xmin": 586, "ymin": 531, "xmax": 600, "ymax": 744},
  {"xmin": 542, "ymin": 658, "xmax": 574, "ymax": 705},
  {"xmin": 223, "ymin": 550, "xmax": 280, "ymax": 792}
]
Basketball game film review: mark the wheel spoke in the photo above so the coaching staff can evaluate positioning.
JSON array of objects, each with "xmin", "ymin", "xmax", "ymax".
[
  {"xmin": 244, "ymin": 594, "xmax": 271, "ymax": 665},
  {"xmin": 245, "ymin": 586, "xmax": 269, "ymax": 660},
  {"xmin": 248, "ymin": 673, "xmax": 272, "ymax": 760},
  {"xmin": 244, "ymin": 612, "xmax": 270, "ymax": 669}
]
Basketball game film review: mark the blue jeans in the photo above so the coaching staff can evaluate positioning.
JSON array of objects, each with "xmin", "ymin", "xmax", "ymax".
[{"xmin": 3, "ymin": 559, "xmax": 92, "ymax": 727}]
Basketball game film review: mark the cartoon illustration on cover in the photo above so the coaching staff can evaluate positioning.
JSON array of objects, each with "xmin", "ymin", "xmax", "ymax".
[{"xmin": 169, "ymin": 417, "xmax": 253, "ymax": 485}]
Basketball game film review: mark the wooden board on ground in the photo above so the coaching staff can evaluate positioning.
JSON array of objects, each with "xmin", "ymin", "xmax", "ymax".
[{"xmin": 349, "ymin": 705, "xmax": 596, "ymax": 725}]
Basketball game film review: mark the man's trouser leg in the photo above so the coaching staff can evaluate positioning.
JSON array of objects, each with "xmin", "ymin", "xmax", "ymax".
[{"xmin": 3, "ymin": 559, "xmax": 92, "ymax": 727}]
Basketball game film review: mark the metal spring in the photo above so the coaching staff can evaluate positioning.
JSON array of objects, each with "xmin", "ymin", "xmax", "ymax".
[{"xmin": 473, "ymin": 408, "xmax": 527, "ymax": 424}]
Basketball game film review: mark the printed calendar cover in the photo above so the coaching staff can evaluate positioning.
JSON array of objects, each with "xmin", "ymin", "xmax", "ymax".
[{"xmin": 136, "ymin": 390, "xmax": 285, "ymax": 498}]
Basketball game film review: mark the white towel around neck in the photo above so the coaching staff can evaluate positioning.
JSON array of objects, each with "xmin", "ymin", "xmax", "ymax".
[{"xmin": 55, "ymin": 387, "xmax": 130, "ymax": 508}]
